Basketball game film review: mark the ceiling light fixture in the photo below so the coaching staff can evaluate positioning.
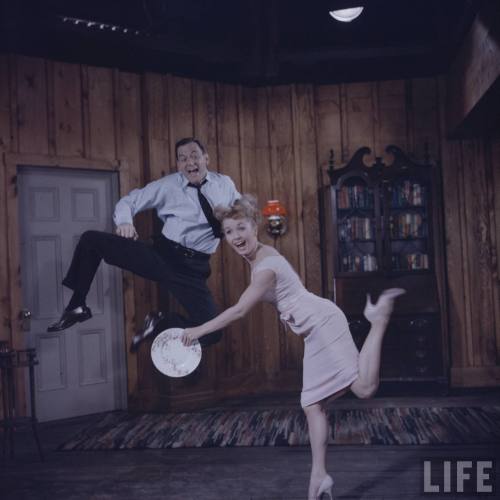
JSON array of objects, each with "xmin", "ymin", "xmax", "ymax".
[
  {"xmin": 58, "ymin": 16, "xmax": 141, "ymax": 36},
  {"xmin": 329, "ymin": 7, "xmax": 364, "ymax": 23}
]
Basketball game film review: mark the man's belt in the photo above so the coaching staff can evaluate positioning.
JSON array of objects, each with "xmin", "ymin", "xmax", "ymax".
[{"xmin": 153, "ymin": 235, "xmax": 210, "ymax": 261}]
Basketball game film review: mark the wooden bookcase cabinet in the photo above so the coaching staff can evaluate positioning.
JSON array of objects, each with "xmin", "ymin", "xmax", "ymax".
[{"xmin": 323, "ymin": 145, "xmax": 447, "ymax": 387}]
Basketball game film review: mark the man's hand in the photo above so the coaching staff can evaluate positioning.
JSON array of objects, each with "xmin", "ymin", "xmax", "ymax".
[{"xmin": 116, "ymin": 223, "xmax": 138, "ymax": 240}]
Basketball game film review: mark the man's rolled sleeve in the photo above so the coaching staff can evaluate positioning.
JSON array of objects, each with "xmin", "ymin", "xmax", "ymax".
[
  {"xmin": 113, "ymin": 199, "xmax": 134, "ymax": 227},
  {"xmin": 113, "ymin": 179, "xmax": 165, "ymax": 227},
  {"xmin": 227, "ymin": 177, "xmax": 241, "ymax": 204}
]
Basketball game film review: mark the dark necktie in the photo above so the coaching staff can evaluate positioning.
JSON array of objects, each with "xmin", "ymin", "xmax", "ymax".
[{"xmin": 188, "ymin": 181, "xmax": 222, "ymax": 239}]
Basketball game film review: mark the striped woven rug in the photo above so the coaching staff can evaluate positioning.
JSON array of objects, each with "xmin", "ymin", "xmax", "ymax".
[{"xmin": 59, "ymin": 406, "xmax": 500, "ymax": 451}]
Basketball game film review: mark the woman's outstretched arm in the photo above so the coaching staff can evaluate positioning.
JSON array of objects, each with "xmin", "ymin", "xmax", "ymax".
[{"xmin": 181, "ymin": 269, "xmax": 275, "ymax": 346}]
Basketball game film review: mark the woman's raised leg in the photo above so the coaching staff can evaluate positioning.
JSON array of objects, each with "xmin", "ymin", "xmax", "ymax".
[{"xmin": 350, "ymin": 288, "xmax": 405, "ymax": 399}]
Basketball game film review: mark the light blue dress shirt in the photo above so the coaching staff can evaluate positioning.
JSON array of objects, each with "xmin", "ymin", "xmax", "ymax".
[{"xmin": 113, "ymin": 171, "xmax": 240, "ymax": 254}]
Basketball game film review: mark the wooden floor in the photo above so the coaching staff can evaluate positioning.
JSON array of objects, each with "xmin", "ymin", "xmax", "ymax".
[{"xmin": 2, "ymin": 392, "xmax": 500, "ymax": 500}]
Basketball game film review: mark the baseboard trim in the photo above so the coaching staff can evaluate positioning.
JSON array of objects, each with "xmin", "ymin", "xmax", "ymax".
[{"xmin": 451, "ymin": 366, "xmax": 500, "ymax": 387}]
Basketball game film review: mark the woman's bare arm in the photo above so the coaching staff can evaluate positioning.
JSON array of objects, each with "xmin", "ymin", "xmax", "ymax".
[{"xmin": 181, "ymin": 269, "xmax": 275, "ymax": 345}]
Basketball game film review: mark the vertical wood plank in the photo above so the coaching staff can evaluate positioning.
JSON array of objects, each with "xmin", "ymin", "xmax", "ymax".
[
  {"xmin": 250, "ymin": 87, "xmax": 274, "ymax": 247},
  {"xmin": 144, "ymin": 73, "xmax": 171, "ymax": 179},
  {"xmin": 293, "ymin": 84, "xmax": 321, "ymax": 295},
  {"xmin": 238, "ymin": 87, "xmax": 258, "ymax": 202},
  {"xmin": 314, "ymin": 84, "xmax": 342, "ymax": 300},
  {"xmin": 193, "ymin": 85, "xmax": 230, "ymax": 392},
  {"xmin": 267, "ymin": 85, "xmax": 299, "ymax": 267},
  {"xmin": 0, "ymin": 154, "xmax": 11, "ymax": 343},
  {"xmin": 87, "ymin": 66, "xmax": 116, "ymax": 160},
  {"xmin": 411, "ymin": 77, "xmax": 440, "ymax": 160},
  {"xmin": 377, "ymin": 80, "xmax": 408, "ymax": 156},
  {"xmin": 268, "ymin": 84, "xmax": 302, "ymax": 374},
  {"xmin": 137, "ymin": 72, "xmax": 170, "ymax": 400},
  {"xmin": 314, "ymin": 84, "xmax": 342, "ymax": 182},
  {"xmin": 489, "ymin": 130, "xmax": 500, "ymax": 360},
  {"xmin": 343, "ymin": 82, "xmax": 376, "ymax": 162},
  {"xmin": 290, "ymin": 86, "xmax": 306, "ymax": 282},
  {"xmin": 5, "ymin": 154, "xmax": 28, "ymax": 415},
  {"xmin": 252, "ymin": 87, "xmax": 282, "ymax": 379},
  {"xmin": 167, "ymin": 75, "xmax": 194, "ymax": 168},
  {"xmin": 45, "ymin": 60, "xmax": 56, "ymax": 157},
  {"xmin": 461, "ymin": 139, "xmax": 497, "ymax": 367},
  {"xmin": 193, "ymin": 79, "xmax": 223, "ymax": 339},
  {"xmin": 339, "ymin": 83, "xmax": 349, "ymax": 162},
  {"xmin": 456, "ymin": 141, "xmax": 475, "ymax": 368},
  {"xmin": 117, "ymin": 72, "xmax": 143, "ymax": 183},
  {"xmin": 161, "ymin": 70, "xmax": 190, "ymax": 375},
  {"xmin": 116, "ymin": 71, "xmax": 147, "ymax": 401},
  {"xmin": 434, "ymin": 76, "xmax": 450, "ymax": 372},
  {"xmin": 0, "ymin": 151, "xmax": 7, "ymax": 419},
  {"xmin": 113, "ymin": 157, "xmax": 140, "ymax": 403},
  {"xmin": 53, "ymin": 61, "xmax": 84, "ymax": 157},
  {"xmin": 16, "ymin": 56, "xmax": 49, "ymax": 155},
  {"xmin": 215, "ymin": 82, "xmax": 251, "ymax": 379},
  {"xmin": 8, "ymin": 55, "xmax": 19, "ymax": 154},
  {"xmin": 0, "ymin": 55, "xmax": 12, "ymax": 153},
  {"xmin": 405, "ymin": 80, "xmax": 415, "ymax": 155},
  {"xmin": 192, "ymin": 78, "xmax": 220, "ymax": 394},
  {"xmin": 80, "ymin": 66, "xmax": 90, "ymax": 159},
  {"xmin": 193, "ymin": 80, "xmax": 218, "ymax": 161},
  {"xmin": 0, "ymin": 56, "xmax": 11, "ymax": 346},
  {"xmin": 236, "ymin": 85, "xmax": 261, "ymax": 376},
  {"xmin": 371, "ymin": 82, "xmax": 381, "ymax": 156}
]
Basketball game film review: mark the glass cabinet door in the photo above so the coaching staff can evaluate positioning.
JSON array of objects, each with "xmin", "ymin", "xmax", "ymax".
[
  {"xmin": 384, "ymin": 178, "xmax": 431, "ymax": 272},
  {"xmin": 335, "ymin": 177, "xmax": 378, "ymax": 273}
]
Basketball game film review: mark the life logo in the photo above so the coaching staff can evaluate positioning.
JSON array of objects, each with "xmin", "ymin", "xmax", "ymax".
[{"xmin": 422, "ymin": 458, "xmax": 496, "ymax": 495}]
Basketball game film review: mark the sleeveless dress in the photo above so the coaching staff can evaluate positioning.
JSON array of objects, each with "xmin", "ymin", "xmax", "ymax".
[{"xmin": 252, "ymin": 255, "xmax": 359, "ymax": 407}]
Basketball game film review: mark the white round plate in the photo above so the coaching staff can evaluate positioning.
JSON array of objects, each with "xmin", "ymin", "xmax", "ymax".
[{"xmin": 151, "ymin": 328, "xmax": 202, "ymax": 377}]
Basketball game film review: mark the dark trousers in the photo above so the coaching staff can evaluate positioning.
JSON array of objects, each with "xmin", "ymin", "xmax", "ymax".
[{"xmin": 62, "ymin": 230, "xmax": 222, "ymax": 346}]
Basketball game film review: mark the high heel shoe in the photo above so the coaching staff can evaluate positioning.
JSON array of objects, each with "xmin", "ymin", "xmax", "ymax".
[
  {"xmin": 363, "ymin": 288, "xmax": 406, "ymax": 324},
  {"xmin": 316, "ymin": 474, "xmax": 334, "ymax": 499}
]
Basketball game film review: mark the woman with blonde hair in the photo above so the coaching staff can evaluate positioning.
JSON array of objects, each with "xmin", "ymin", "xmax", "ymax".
[{"xmin": 182, "ymin": 194, "xmax": 404, "ymax": 500}]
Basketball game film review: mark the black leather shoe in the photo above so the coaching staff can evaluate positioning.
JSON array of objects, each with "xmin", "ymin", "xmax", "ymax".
[
  {"xmin": 47, "ymin": 306, "xmax": 92, "ymax": 332},
  {"xmin": 129, "ymin": 312, "xmax": 164, "ymax": 353}
]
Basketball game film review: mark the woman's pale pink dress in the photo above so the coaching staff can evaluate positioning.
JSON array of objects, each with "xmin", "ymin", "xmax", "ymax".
[{"xmin": 252, "ymin": 255, "xmax": 359, "ymax": 407}]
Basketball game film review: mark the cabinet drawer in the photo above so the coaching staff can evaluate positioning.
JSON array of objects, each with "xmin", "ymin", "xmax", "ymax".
[{"xmin": 348, "ymin": 314, "xmax": 443, "ymax": 380}]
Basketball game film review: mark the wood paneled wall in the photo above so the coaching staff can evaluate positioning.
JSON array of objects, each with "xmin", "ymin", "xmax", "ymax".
[
  {"xmin": 443, "ymin": 1, "xmax": 500, "ymax": 385},
  {"xmin": 441, "ymin": 131, "xmax": 500, "ymax": 386},
  {"xmin": 1, "ymin": 54, "xmax": 498, "ymax": 414}
]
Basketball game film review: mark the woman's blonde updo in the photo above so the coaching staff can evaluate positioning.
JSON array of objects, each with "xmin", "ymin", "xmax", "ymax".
[{"xmin": 214, "ymin": 194, "xmax": 261, "ymax": 226}]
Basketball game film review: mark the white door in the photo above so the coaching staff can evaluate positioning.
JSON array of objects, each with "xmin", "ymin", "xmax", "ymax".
[{"xmin": 17, "ymin": 166, "xmax": 126, "ymax": 422}]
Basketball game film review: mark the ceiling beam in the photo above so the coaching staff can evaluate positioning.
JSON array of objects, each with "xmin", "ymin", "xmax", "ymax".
[
  {"xmin": 447, "ymin": 0, "xmax": 500, "ymax": 137},
  {"xmin": 279, "ymin": 44, "xmax": 434, "ymax": 64},
  {"xmin": 54, "ymin": 23, "xmax": 243, "ymax": 63}
]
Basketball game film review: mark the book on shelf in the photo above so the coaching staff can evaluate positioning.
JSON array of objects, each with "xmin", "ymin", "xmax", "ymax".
[
  {"xmin": 337, "ymin": 184, "xmax": 374, "ymax": 209},
  {"xmin": 391, "ymin": 252, "xmax": 429, "ymax": 270},
  {"xmin": 391, "ymin": 180, "xmax": 426, "ymax": 207},
  {"xmin": 390, "ymin": 212, "xmax": 425, "ymax": 238},
  {"xmin": 339, "ymin": 216, "xmax": 374, "ymax": 240},
  {"xmin": 341, "ymin": 253, "xmax": 377, "ymax": 272}
]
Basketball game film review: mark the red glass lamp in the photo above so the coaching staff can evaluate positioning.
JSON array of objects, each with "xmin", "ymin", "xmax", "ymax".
[{"xmin": 262, "ymin": 200, "xmax": 287, "ymax": 236}]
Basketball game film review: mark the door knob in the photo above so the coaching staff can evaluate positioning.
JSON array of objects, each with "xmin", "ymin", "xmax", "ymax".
[{"xmin": 20, "ymin": 309, "xmax": 32, "ymax": 331}]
